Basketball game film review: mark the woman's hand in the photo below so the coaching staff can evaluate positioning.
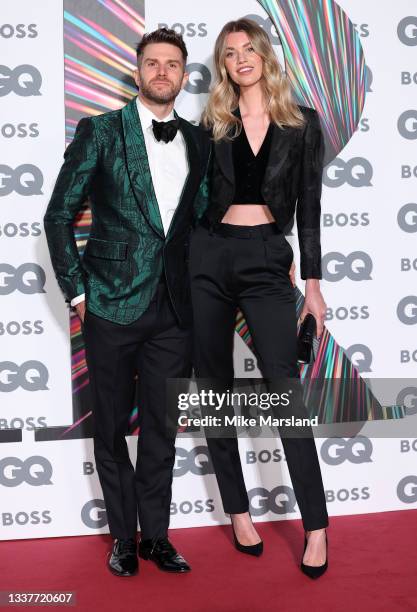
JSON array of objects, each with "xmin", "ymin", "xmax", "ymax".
[
  {"xmin": 289, "ymin": 261, "xmax": 296, "ymax": 287},
  {"xmin": 300, "ymin": 279, "xmax": 326, "ymax": 339}
]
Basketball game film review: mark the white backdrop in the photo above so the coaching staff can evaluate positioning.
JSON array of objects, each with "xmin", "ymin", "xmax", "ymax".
[{"xmin": 1, "ymin": 0, "xmax": 417, "ymax": 540}]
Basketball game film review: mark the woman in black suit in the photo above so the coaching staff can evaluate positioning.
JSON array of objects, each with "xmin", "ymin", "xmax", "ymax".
[{"xmin": 190, "ymin": 18, "xmax": 329, "ymax": 578}]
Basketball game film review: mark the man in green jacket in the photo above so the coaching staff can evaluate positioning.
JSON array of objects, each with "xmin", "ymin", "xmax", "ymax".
[{"xmin": 44, "ymin": 28, "xmax": 209, "ymax": 577}]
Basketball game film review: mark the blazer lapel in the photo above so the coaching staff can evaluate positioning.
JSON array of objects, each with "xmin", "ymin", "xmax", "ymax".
[
  {"xmin": 262, "ymin": 123, "xmax": 292, "ymax": 187},
  {"xmin": 122, "ymin": 97, "xmax": 164, "ymax": 238},
  {"xmin": 166, "ymin": 115, "xmax": 201, "ymax": 241}
]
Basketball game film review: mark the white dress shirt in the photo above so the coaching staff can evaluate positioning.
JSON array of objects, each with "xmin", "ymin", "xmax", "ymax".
[{"xmin": 71, "ymin": 96, "xmax": 189, "ymax": 307}]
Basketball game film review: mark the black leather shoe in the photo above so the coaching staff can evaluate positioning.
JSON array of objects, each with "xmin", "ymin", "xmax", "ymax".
[
  {"xmin": 138, "ymin": 537, "xmax": 191, "ymax": 572},
  {"xmin": 300, "ymin": 531, "xmax": 328, "ymax": 579},
  {"xmin": 108, "ymin": 538, "xmax": 138, "ymax": 577}
]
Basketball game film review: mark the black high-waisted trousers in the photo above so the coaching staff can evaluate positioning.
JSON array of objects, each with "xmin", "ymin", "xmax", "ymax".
[{"xmin": 189, "ymin": 219, "xmax": 328, "ymax": 531}]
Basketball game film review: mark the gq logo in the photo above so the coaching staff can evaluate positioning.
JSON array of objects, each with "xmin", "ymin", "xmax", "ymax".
[
  {"xmin": 0, "ymin": 64, "xmax": 42, "ymax": 96},
  {"xmin": 344, "ymin": 344, "xmax": 373, "ymax": 372},
  {"xmin": 320, "ymin": 437, "xmax": 373, "ymax": 466},
  {"xmin": 243, "ymin": 14, "xmax": 280, "ymax": 45},
  {"xmin": 397, "ymin": 296, "xmax": 417, "ymax": 325},
  {"xmin": 0, "ymin": 456, "xmax": 53, "ymax": 487},
  {"xmin": 398, "ymin": 110, "xmax": 417, "ymax": 140},
  {"xmin": 0, "ymin": 164, "xmax": 43, "ymax": 196},
  {"xmin": 322, "ymin": 252, "xmax": 373, "ymax": 281},
  {"xmin": 397, "ymin": 16, "xmax": 417, "ymax": 46},
  {"xmin": 397, "ymin": 476, "xmax": 417, "ymax": 503},
  {"xmin": 0, "ymin": 361, "xmax": 49, "ymax": 392},
  {"xmin": 81, "ymin": 499, "xmax": 107, "ymax": 529},
  {"xmin": 397, "ymin": 387, "xmax": 417, "ymax": 416},
  {"xmin": 248, "ymin": 485, "xmax": 296, "ymax": 516},
  {"xmin": 323, "ymin": 157, "xmax": 373, "ymax": 187},
  {"xmin": 173, "ymin": 446, "xmax": 214, "ymax": 477},
  {"xmin": 184, "ymin": 63, "xmax": 211, "ymax": 95},
  {"xmin": 0, "ymin": 263, "xmax": 46, "ymax": 295},
  {"xmin": 397, "ymin": 203, "xmax": 417, "ymax": 232}
]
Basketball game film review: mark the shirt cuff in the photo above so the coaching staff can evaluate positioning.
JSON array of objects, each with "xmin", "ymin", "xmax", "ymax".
[{"xmin": 71, "ymin": 293, "xmax": 85, "ymax": 307}]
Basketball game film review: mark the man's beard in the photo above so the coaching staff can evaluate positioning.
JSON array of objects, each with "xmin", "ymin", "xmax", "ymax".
[{"xmin": 139, "ymin": 79, "xmax": 181, "ymax": 104}]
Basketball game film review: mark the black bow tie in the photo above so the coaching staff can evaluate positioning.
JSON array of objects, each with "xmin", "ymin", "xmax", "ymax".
[{"xmin": 152, "ymin": 117, "xmax": 180, "ymax": 143}]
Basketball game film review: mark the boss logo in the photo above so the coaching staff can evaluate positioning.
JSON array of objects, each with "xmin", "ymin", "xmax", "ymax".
[
  {"xmin": 396, "ymin": 475, "xmax": 417, "ymax": 503},
  {"xmin": 401, "ymin": 72, "xmax": 417, "ymax": 85},
  {"xmin": 248, "ymin": 486, "xmax": 297, "ymax": 516},
  {"xmin": 400, "ymin": 258, "xmax": 417, "ymax": 271},
  {"xmin": 0, "ymin": 416, "xmax": 47, "ymax": 430},
  {"xmin": 322, "ymin": 212, "xmax": 370, "ymax": 227},
  {"xmin": 0, "ymin": 360, "xmax": 49, "ymax": 392},
  {"xmin": 0, "ymin": 164, "xmax": 43, "ymax": 196},
  {"xmin": 2, "ymin": 510, "xmax": 51, "ymax": 526},
  {"xmin": 0, "ymin": 456, "xmax": 52, "ymax": 487},
  {"xmin": 0, "ymin": 263, "xmax": 46, "ymax": 295},
  {"xmin": 397, "ymin": 387, "xmax": 417, "ymax": 416},
  {"xmin": 320, "ymin": 437, "xmax": 373, "ymax": 466},
  {"xmin": 0, "ymin": 321, "xmax": 44, "ymax": 336},
  {"xmin": 325, "ymin": 306, "xmax": 369, "ymax": 321},
  {"xmin": 344, "ymin": 344, "xmax": 373, "ymax": 372},
  {"xmin": 322, "ymin": 252, "xmax": 373, "ymax": 282},
  {"xmin": 170, "ymin": 499, "xmax": 215, "ymax": 515},
  {"xmin": 397, "ymin": 16, "xmax": 417, "ymax": 46},
  {"xmin": 243, "ymin": 14, "xmax": 280, "ymax": 45},
  {"xmin": 81, "ymin": 499, "xmax": 107, "ymax": 529},
  {"xmin": 356, "ymin": 118, "xmax": 370, "ymax": 132},
  {"xmin": 398, "ymin": 110, "xmax": 417, "ymax": 140},
  {"xmin": 1, "ymin": 123, "xmax": 39, "ymax": 138},
  {"xmin": 400, "ymin": 440, "xmax": 417, "ymax": 452},
  {"xmin": 0, "ymin": 64, "xmax": 42, "ymax": 97},
  {"xmin": 0, "ymin": 24, "xmax": 38, "ymax": 38},
  {"xmin": 397, "ymin": 296, "xmax": 417, "ymax": 325},
  {"xmin": 325, "ymin": 487, "xmax": 370, "ymax": 502},
  {"xmin": 400, "ymin": 350, "xmax": 417, "ymax": 364},
  {"xmin": 246, "ymin": 449, "xmax": 284, "ymax": 464},
  {"xmin": 157, "ymin": 22, "xmax": 207, "ymax": 37},
  {"xmin": 398, "ymin": 203, "xmax": 417, "ymax": 232},
  {"xmin": 184, "ymin": 63, "xmax": 211, "ymax": 94},
  {"xmin": 173, "ymin": 446, "xmax": 214, "ymax": 477},
  {"xmin": 401, "ymin": 165, "xmax": 417, "ymax": 178},
  {"xmin": 0, "ymin": 222, "xmax": 42, "ymax": 238},
  {"xmin": 352, "ymin": 23, "xmax": 370, "ymax": 37},
  {"xmin": 323, "ymin": 157, "xmax": 373, "ymax": 188}
]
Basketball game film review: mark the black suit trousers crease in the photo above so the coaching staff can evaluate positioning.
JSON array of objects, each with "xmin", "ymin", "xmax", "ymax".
[
  {"xmin": 189, "ymin": 223, "xmax": 329, "ymax": 531},
  {"xmin": 82, "ymin": 280, "xmax": 192, "ymax": 540}
]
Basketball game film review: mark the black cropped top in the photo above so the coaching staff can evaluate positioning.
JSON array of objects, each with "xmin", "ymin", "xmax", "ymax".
[{"xmin": 231, "ymin": 117, "xmax": 273, "ymax": 204}]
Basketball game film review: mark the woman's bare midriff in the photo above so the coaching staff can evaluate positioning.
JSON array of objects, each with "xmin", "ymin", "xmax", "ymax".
[{"xmin": 221, "ymin": 204, "xmax": 275, "ymax": 226}]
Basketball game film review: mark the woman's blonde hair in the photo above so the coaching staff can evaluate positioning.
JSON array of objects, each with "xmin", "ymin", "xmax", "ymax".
[{"xmin": 202, "ymin": 18, "xmax": 305, "ymax": 141}]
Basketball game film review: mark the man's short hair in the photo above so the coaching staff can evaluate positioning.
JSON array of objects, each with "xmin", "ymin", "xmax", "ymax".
[{"xmin": 136, "ymin": 28, "xmax": 188, "ymax": 64}]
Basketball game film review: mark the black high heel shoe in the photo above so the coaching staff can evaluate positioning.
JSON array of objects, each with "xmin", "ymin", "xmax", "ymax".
[
  {"xmin": 230, "ymin": 515, "xmax": 263, "ymax": 557},
  {"xmin": 300, "ymin": 530, "xmax": 328, "ymax": 579}
]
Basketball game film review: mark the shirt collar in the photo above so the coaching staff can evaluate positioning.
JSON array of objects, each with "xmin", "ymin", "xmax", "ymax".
[{"xmin": 136, "ymin": 96, "xmax": 176, "ymax": 131}]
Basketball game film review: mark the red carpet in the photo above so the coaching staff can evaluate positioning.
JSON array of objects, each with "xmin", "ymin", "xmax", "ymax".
[{"xmin": 2, "ymin": 510, "xmax": 416, "ymax": 612}]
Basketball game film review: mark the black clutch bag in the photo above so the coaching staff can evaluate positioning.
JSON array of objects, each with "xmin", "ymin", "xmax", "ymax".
[{"xmin": 297, "ymin": 313, "xmax": 317, "ymax": 364}]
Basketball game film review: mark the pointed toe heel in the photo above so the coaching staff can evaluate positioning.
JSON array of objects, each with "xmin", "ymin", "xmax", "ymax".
[{"xmin": 300, "ymin": 531, "xmax": 328, "ymax": 579}]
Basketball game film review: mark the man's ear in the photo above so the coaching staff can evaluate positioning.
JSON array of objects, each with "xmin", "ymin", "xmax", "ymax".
[
  {"xmin": 181, "ymin": 70, "xmax": 189, "ymax": 90},
  {"xmin": 133, "ymin": 68, "xmax": 140, "ymax": 89}
]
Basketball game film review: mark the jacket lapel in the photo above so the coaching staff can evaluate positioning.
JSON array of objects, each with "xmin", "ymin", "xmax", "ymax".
[
  {"xmin": 262, "ymin": 123, "xmax": 292, "ymax": 187},
  {"xmin": 166, "ymin": 115, "xmax": 201, "ymax": 241},
  {"xmin": 122, "ymin": 97, "xmax": 164, "ymax": 238}
]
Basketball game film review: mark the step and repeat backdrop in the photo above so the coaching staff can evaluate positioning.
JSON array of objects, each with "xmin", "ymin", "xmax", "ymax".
[{"xmin": 1, "ymin": 0, "xmax": 417, "ymax": 540}]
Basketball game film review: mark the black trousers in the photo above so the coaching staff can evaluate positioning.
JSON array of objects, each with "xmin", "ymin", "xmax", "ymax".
[
  {"xmin": 82, "ymin": 280, "xmax": 191, "ymax": 540},
  {"xmin": 189, "ymin": 221, "xmax": 329, "ymax": 531}
]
